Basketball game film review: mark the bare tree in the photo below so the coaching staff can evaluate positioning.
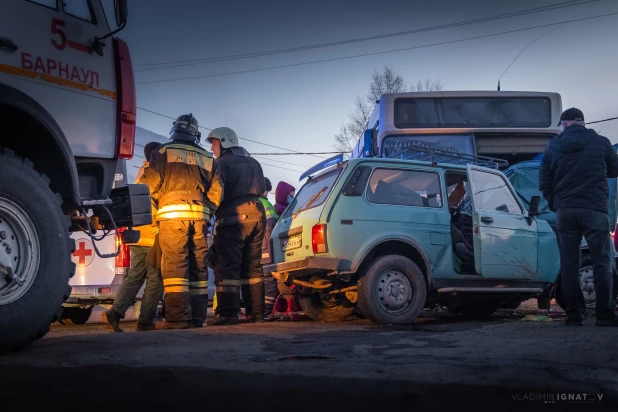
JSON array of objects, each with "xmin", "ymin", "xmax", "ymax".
[
  {"xmin": 334, "ymin": 66, "xmax": 443, "ymax": 152},
  {"xmin": 412, "ymin": 78, "xmax": 443, "ymax": 92}
]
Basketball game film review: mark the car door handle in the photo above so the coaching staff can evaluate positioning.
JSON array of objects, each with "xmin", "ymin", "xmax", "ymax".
[
  {"xmin": 481, "ymin": 216, "xmax": 494, "ymax": 224},
  {"xmin": 0, "ymin": 37, "xmax": 18, "ymax": 51}
]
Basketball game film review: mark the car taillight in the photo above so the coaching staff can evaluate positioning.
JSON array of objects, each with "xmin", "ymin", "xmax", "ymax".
[
  {"xmin": 312, "ymin": 224, "xmax": 327, "ymax": 254},
  {"xmin": 115, "ymin": 228, "xmax": 130, "ymax": 269},
  {"xmin": 113, "ymin": 38, "xmax": 136, "ymax": 160}
]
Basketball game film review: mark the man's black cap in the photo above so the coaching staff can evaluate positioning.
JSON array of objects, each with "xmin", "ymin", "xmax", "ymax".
[
  {"xmin": 264, "ymin": 177, "xmax": 272, "ymax": 192},
  {"xmin": 558, "ymin": 107, "xmax": 585, "ymax": 126}
]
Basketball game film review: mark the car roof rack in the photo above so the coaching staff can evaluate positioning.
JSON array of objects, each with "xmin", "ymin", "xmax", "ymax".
[{"xmin": 385, "ymin": 145, "xmax": 509, "ymax": 169}]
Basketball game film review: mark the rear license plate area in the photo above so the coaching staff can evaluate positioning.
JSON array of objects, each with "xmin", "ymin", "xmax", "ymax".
[{"xmin": 281, "ymin": 233, "xmax": 302, "ymax": 251}]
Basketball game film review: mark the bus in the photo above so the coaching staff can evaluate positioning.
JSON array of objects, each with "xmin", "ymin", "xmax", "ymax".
[{"xmin": 351, "ymin": 90, "xmax": 562, "ymax": 164}]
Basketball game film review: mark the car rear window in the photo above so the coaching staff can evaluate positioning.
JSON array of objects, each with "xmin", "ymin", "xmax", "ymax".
[{"xmin": 282, "ymin": 169, "xmax": 341, "ymax": 218}]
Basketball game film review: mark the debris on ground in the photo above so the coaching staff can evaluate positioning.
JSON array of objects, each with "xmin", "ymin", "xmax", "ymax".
[{"xmin": 520, "ymin": 315, "xmax": 552, "ymax": 322}]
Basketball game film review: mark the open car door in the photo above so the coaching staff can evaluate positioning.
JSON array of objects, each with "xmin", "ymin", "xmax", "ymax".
[{"xmin": 467, "ymin": 165, "xmax": 538, "ymax": 279}]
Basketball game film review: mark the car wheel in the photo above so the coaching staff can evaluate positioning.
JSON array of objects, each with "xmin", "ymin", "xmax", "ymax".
[
  {"xmin": 298, "ymin": 292, "xmax": 355, "ymax": 322},
  {"xmin": 0, "ymin": 149, "xmax": 75, "ymax": 354},
  {"xmin": 555, "ymin": 257, "xmax": 618, "ymax": 311},
  {"xmin": 357, "ymin": 255, "xmax": 427, "ymax": 325},
  {"xmin": 60, "ymin": 306, "xmax": 93, "ymax": 325}
]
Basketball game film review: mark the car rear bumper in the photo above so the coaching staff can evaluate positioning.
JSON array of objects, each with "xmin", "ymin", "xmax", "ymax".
[{"xmin": 263, "ymin": 256, "xmax": 342, "ymax": 279}]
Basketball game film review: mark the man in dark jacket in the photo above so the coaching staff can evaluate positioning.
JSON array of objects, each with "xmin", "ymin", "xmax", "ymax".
[
  {"xmin": 539, "ymin": 107, "xmax": 618, "ymax": 326},
  {"xmin": 206, "ymin": 127, "xmax": 267, "ymax": 325}
]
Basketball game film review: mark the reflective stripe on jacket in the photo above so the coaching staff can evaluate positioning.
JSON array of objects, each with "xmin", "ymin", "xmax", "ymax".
[
  {"xmin": 150, "ymin": 141, "xmax": 214, "ymax": 221},
  {"xmin": 259, "ymin": 197, "xmax": 278, "ymax": 265}
]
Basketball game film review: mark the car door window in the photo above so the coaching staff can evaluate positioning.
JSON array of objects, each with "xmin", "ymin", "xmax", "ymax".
[
  {"xmin": 62, "ymin": 0, "xmax": 95, "ymax": 22},
  {"xmin": 366, "ymin": 168, "xmax": 442, "ymax": 208},
  {"xmin": 469, "ymin": 169, "xmax": 522, "ymax": 214}
]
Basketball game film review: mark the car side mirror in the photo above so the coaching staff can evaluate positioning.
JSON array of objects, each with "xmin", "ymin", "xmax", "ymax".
[
  {"xmin": 526, "ymin": 195, "xmax": 540, "ymax": 225},
  {"xmin": 115, "ymin": 0, "xmax": 129, "ymax": 27}
]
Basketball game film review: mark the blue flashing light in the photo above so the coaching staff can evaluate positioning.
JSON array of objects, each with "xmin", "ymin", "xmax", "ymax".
[{"xmin": 299, "ymin": 153, "xmax": 344, "ymax": 182}]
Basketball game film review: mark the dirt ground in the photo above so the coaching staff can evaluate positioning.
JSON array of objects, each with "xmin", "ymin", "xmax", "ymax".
[{"xmin": 1, "ymin": 301, "xmax": 617, "ymax": 411}]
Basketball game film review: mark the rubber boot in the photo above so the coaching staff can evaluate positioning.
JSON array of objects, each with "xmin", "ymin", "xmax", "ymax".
[
  {"xmin": 207, "ymin": 314, "xmax": 239, "ymax": 326},
  {"xmin": 155, "ymin": 320, "xmax": 191, "ymax": 330},
  {"xmin": 102, "ymin": 309, "xmax": 123, "ymax": 333}
]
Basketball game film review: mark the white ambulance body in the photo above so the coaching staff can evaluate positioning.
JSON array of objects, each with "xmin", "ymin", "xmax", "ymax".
[
  {"xmin": 62, "ymin": 127, "xmax": 169, "ymax": 323},
  {"xmin": 0, "ymin": 0, "xmax": 149, "ymax": 352}
]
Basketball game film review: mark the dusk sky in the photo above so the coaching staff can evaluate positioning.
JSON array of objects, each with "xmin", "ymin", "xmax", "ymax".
[{"xmin": 116, "ymin": 0, "xmax": 618, "ymax": 193}]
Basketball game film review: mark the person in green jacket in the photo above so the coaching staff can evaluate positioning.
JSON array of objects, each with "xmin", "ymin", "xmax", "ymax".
[{"xmin": 260, "ymin": 178, "xmax": 284, "ymax": 317}]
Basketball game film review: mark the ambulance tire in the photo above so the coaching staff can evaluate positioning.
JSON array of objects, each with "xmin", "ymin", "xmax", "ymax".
[
  {"xmin": 357, "ymin": 255, "xmax": 427, "ymax": 326},
  {"xmin": 60, "ymin": 306, "xmax": 93, "ymax": 325},
  {"xmin": 0, "ymin": 149, "xmax": 75, "ymax": 355}
]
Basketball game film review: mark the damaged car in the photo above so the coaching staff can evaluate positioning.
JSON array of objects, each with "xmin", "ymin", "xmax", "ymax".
[{"xmin": 264, "ymin": 153, "xmax": 567, "ymax": 325}]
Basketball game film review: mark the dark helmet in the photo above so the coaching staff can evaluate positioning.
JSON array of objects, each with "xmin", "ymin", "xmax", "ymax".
[
  {"xmin": 169, "ymin": 113, "xmax": 201, "ymax": 143},
  {"xmin": 264, "ymin": 177, "xmax": 272, "ymax": 192}
]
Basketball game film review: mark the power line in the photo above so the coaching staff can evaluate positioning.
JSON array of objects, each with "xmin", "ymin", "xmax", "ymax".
[
  {"xmin": 498, "ymin": 23, "xmax": 565, "ymax": 84},
  {"xmin": 252, "ymin": 155, "xmax": 312, "ymax": 168},
  {"xmin": 250, "ymin": 151, "xmax": 348, "ymax": 155},
  {"xmin": 258, "ymin": 161, "xmax": 305, "ymax": 173},
  {"xmin": 136, "ymin": 11, "xmax": 618, "ymax": 85},
  {"xmin": 136, "ymin": 106, "xmax": 328, "ymax": 159},
  {"xmin": 133, "ymin": 0, "xmax": 595, "ymax": 71},
  {"xmin": 588, "ymin": 116, "xmax": 618, "ymax": 125}
]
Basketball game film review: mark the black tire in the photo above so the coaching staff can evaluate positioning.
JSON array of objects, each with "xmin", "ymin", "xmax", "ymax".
[
  {"xmin": 60, "ymin": 306, "xmax": 93, "ymax": 325},
  {"xmin": 357, "ymin": 255, "xmax": 427, "ymax": 325},
  {"xmin": 555, "ymin": 257, "xmax": 618, "ymax": 311},
  {"xmin": 0, "ymin": 149, "xmax": 75, "ymax": 355},
  {"xmin": 298, "ymin": 293, "xmax": 355, "ymax": 322}
]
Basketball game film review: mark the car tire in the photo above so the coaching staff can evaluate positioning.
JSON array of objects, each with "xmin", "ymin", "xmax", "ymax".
[
  {"xmin": 60, "ymin": 306, "xmax": 93, "ymax": 325},
  {"xmin": 298, "ymin": 292, "xmax": 355, "ymax": 322},
  {"xmin": 555, "ymin": 256, "xmax": 618, "ymax": 311},
  {"xmin": 0, "ymin": 149, "xmax": 75, "ymax": 355},
  {"xmin": 357, "ymin": 255, "xmax": 427, "ymax": 325}
]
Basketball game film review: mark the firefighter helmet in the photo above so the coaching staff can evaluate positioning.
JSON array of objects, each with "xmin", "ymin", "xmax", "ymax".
[
  {"xmin": 169, "ymin": 113, "xmax": 201, "ymax": 143},
  {"xmin": 206, "ymin": 127, "xmax": 239, "ymax": 149}
]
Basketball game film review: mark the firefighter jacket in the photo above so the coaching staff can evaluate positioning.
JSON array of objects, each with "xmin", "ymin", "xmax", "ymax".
[
  {"xmin": 127, "ymin": 161, "xmax": 160, "ymax": 247},
  {"xmin": 259, "ymin": 197, "xmax": 278, "ymax": 265},
  {"xmin": 150, "ymin": 140, "xmax": 214, "ymax": 221},
  {"xmin": 206, "ymin": 147, "xmax": 266, "ymax": 219}
]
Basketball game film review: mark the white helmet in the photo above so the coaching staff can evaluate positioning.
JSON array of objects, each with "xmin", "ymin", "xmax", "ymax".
[{"xmin": 206, "ymin": 127, "xmax": 239, "ymax": 149}]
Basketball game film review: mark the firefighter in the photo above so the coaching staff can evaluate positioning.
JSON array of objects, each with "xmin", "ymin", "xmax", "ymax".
[
  {"xmin": 205, "ymin": 127, "xmax": 267, "ymax": 326},
  {"xmin": 102, "ymin": 142, "xmax": 163, "ymax": 332},
  {"xmin": 150, "ymin": 114, "xmax": 213, "ymax": 329}
]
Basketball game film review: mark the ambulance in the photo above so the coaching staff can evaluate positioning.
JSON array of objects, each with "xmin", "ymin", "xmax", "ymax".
[{"xmin": 0, "ymin": 0, "xmax": 150, "ymax": 353}]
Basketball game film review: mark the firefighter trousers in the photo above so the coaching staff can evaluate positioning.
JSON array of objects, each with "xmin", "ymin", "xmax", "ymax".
[
  {"xmin": 213, "ymin": 206, "xmax": 266, "ymax": 318},
  {"xmin": 159, "ymin": 219, "xmax": 209, "ymax": 325}
]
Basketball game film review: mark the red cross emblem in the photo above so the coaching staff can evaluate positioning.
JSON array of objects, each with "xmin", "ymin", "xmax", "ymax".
[{"xmin": 72, "ymin": 239, "xmax": 94, "ymax": 267}]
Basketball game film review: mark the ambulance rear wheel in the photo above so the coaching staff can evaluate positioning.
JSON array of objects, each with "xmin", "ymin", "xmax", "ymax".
[{"xmin": 0, "ymin": 149, "xmax": 75, "ymax": 355}]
